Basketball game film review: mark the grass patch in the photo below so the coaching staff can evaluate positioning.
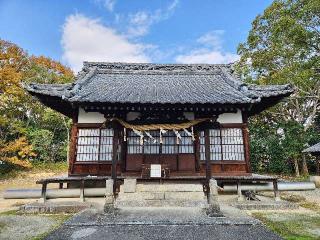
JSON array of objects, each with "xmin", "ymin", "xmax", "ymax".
[
  {"xmin": 252, "ymin": 212, "xmax": 320, "ymax": 240},
  {"xmin": 300, "ymin": 202, "xmax": 320, "ymax": 212},
  {"xmin": 31, "ymin": 162, "xmax": 68, "ymax": 172},
  {"xmin": 0, "ymin": 210, "xmax": 19, "ymax": 216},
  {"xmin": 29, "ymin": 214, "xmax": 72, "ymax": 240},
  {"xmin": 0, "ymin": 161, "xmax": 68, "ymax": 181},
  {"xmin": 280, "ymin": 193, "xmax": 320, "ymax": 213},
  {"xmin": 0, "ymin": 222, "xmax": 6, "ymax": 233}
]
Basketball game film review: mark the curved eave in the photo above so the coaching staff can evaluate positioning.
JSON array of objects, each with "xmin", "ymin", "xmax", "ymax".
[
  {"xmin": 247, "ymin": 91, "xmax": 294, "ymax": 117},
  {"xmin": 28, "ymin": 92, "xmax": 76, "ymax": 118},
  {"xmin": 302, "ymin": 142, "xmax": 320, "ymax": 155}
]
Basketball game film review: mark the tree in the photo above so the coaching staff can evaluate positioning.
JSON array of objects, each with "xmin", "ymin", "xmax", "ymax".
[
  {"xmin": 0, "ymin": 39, "xmax": 74, "ymax": 170},
  {"xmin": 237, "ymin": 0, "xmax": 320, "ymax": 176}
]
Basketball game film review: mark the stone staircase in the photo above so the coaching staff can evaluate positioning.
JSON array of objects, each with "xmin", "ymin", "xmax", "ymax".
[{"xmin": 115, "ymin": 180, "xmax": 208, "ymax": 207}]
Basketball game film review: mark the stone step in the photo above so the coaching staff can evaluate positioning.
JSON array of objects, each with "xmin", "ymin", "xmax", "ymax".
[
  {"xmin": 117, "ymin": 181, "xmax": 207, "ymax": 207},
  {"xmin": 121, "ymin": 183, "xmax": 204, "ymax": 193},
  {"xmin": 117, "ymin": 192, "xmax": 165, "ymax": 201},
  {"xmin": 115, "ymin": 199, "xmax": 208, "ymax": 208},
  {"xmin": 117, "ymin": 192, "xmax": 206, "ymax": 201}
]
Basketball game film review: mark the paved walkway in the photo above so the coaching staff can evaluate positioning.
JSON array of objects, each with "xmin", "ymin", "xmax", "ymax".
[{"xmin": 45, "ymin": 206, "xmax": 282, "ymax": 240}]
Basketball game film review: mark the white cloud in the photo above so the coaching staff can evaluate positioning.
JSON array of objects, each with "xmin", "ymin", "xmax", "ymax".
[
  {"xmin": 61, "ymin": 14, "xmax": 150, "ymax": 72},
  {"xmin": 197, "ymin": 30, "xmax": 224, "ymax": 50},
  {"xmin": 175, "ymin": 31, "xmax": 239, "ymax": 64},
  {"xmin": 104, "ymin": 0, "xmax": 116, "ymax": 12},
  {"xmin": 127, "ymin": 0, "xmax": 179, "ymax": 37},
  {"xmin": 94, "ymin": 0, "xmax": 116, "ymax": 12},
  {"xmin": 175, "ymin": 50, "xmax": 239, "ymax": 64}
]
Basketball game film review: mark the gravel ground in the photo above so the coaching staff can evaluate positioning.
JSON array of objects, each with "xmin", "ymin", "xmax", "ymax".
[
  {"xmin": 0, "ymin": 214, "xmax": 61, "ymax": 240},
  {"xmin": 45, "ymin": 207, "xmax": 281, "ymax": 240},
  {"xmin": 46, "ymin": 224, "xmax": 281, "ymax": 240}
]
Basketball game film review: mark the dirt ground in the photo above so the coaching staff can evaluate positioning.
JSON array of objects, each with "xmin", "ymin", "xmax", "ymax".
[
  {"xmin": 0, "ymin": 213, "xmax": 70, "ymax": 240},
  {"xmin": 1, "ymin": 170, "xmax": 320, "ymax": 239},
  {"xmin": 0, "ymin": 169, "xmax": 67, "ymax": 213}
]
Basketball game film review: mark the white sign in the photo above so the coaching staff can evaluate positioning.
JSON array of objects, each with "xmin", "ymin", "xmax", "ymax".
[{"xmin": 150, "ymin": 164, "xmax": 162, "ymax": 178}]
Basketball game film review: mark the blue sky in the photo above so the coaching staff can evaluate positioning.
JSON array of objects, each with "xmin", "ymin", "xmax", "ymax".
[{"xmin": 0, "ymin": 0, "xmax": 272, "ymax": 72}]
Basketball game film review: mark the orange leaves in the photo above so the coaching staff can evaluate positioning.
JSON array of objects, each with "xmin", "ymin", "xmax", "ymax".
[
  {"xmin": 0, "ymin": 39, "xmax": 74, "ymax": 168},
  {"xmin": 30, "ymin": 55, "xmax": 74, "ymax": 80},
  {"xmin": 0, "ymin": 137, "xmax": 35, "ymax": 168}
]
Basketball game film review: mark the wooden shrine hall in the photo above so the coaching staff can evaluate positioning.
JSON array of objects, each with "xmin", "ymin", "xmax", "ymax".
[{"xmin": 25, "ymin": 62, "xmax": 293, "ymax": 184}]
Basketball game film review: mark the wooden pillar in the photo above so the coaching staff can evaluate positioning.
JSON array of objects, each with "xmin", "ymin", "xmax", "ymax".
[
  {"xmin": 242, "ymin": 124, "xmax": 251, "ymax": 173},
  {"xmin": 204, "ymin": 129, "xmax": 211, "ymax": 195},
  {"xmin": 237, "ymin": 181, "xmax": 244, "ymax": 202},
  {"xmin": 121, "ymin": 132, "xmax": 127, "ymax": 173},
  {"xmin": 41, "ymin": 183, "xmax": 47, "ymax": 203},
  {"xmin": 194, "ymin": 131, "xmax": 200, "ymax": 172},
  {"xmin": 273, "ymin": 180, "xmax": 280, "ymax": 201},
  {"xmin": 68, "ymin": 123, "xmax": 78, "ymax": 176},
  {"xmin": 111, "ymin": 127, "xmax": 119, "ymax": 194},
  {"xmin": 80, "ymin": 179, "xmax": 85, "ymax": 202}
]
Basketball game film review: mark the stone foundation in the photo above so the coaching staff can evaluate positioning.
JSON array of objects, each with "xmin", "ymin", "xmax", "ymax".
[{"xmin": 116, "ymin": 180, "xmax": 208, "ymax": 208}]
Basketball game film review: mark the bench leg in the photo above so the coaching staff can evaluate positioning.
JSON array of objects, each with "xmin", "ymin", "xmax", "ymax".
[
  {"xmin": 41, "ymin": 183, "xmax": 47, "ymax": 203},
  {"xmin": 80, "ymin": 180, "xmax": 85, "ymax": 202},
  {"xmin": 273, "ymin": 180, "xmax": 280, "ymax": 201},
  {"xmin": 237, "ymin": 181, "xmax": 244, "ymax": 202}
]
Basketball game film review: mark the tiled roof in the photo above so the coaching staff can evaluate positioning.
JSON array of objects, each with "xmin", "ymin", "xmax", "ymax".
[
  {"xmin": 303, "ymin": 142, "xmax": 320, "ymax": 153},
  {"xmin": 25, "ymin": 62, "xmax": 294, "ymax": 106}
]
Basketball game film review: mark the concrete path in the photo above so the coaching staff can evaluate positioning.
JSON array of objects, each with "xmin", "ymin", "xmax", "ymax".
[{"xmin": 45, "ymin": 207, "xmax": 282, "ymax": 240}]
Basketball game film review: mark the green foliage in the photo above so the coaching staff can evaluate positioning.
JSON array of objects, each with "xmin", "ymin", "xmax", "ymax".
[
  {"xmin": 0, "ymin": 39, "xmax": 74, "ymax": 171},
  {"xmin": 238, "ymin": 0, "xmax": 320, "ymax": 174},
  {"xmin": 249, "ymin": 115, "xmax": 320, "ymax": 174},
  {"xmin": 237, "ymin": 0, "xmax": 320, "ymax": 129}
]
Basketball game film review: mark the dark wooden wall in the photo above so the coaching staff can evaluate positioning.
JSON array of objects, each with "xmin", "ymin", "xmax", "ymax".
[{"xmin": 68, "ymin": 119, "xmax": 251, "ymax": 177}]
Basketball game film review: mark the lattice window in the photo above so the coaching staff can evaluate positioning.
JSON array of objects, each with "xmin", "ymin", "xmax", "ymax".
[
  {"xmin": 199, "ymin": 128, "xmax": 245, "ymax": 161},
  {"xmin": 144, "ymin": 131, "xmax": 160, "ymax": 154},
  {"xmin": 127, "ymin": 130, "xmax": 194, "ymax": 155},
  {"xmin": 162, "ymin": 131, "xmax": 177, "ymax": 154},
  {"xmin": 127, "ymin": 131, "xmax": 143, "ymax": 154},
  {"xmin": 76, "ymin": 128, "xmax": 114, "ymax": 161},
  {"xmin": 221, "ymin": 128, "xmax": 244, "ymax": 160},
  {"xmin": 200, "ymin": 131, "xmax": 206, "ymax": 161},
  {"xmin": 179, "ymin": 131, "xmax": 194, "ymax": 153}
]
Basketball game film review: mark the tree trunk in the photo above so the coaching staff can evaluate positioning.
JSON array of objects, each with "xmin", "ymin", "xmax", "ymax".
[
  {"xmin": 301, "ymin": 155, "xmax": 309, "ymax": 176},
  {"xmin": 293, "ymin": 158, "xmax": 300, "ymax": 177},
  {"xmin": 316, "ymin": 156, "xmax": 320, "ymax": 176}
]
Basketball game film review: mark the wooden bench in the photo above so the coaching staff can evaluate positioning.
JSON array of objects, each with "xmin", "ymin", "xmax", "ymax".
[
  {"xmin": 212, "ymin": 174, "xmax": 280, "ymax": 201},
  {"xmin": 36, "ymin": 176, "xmax": 111, "ymax": 203}
]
